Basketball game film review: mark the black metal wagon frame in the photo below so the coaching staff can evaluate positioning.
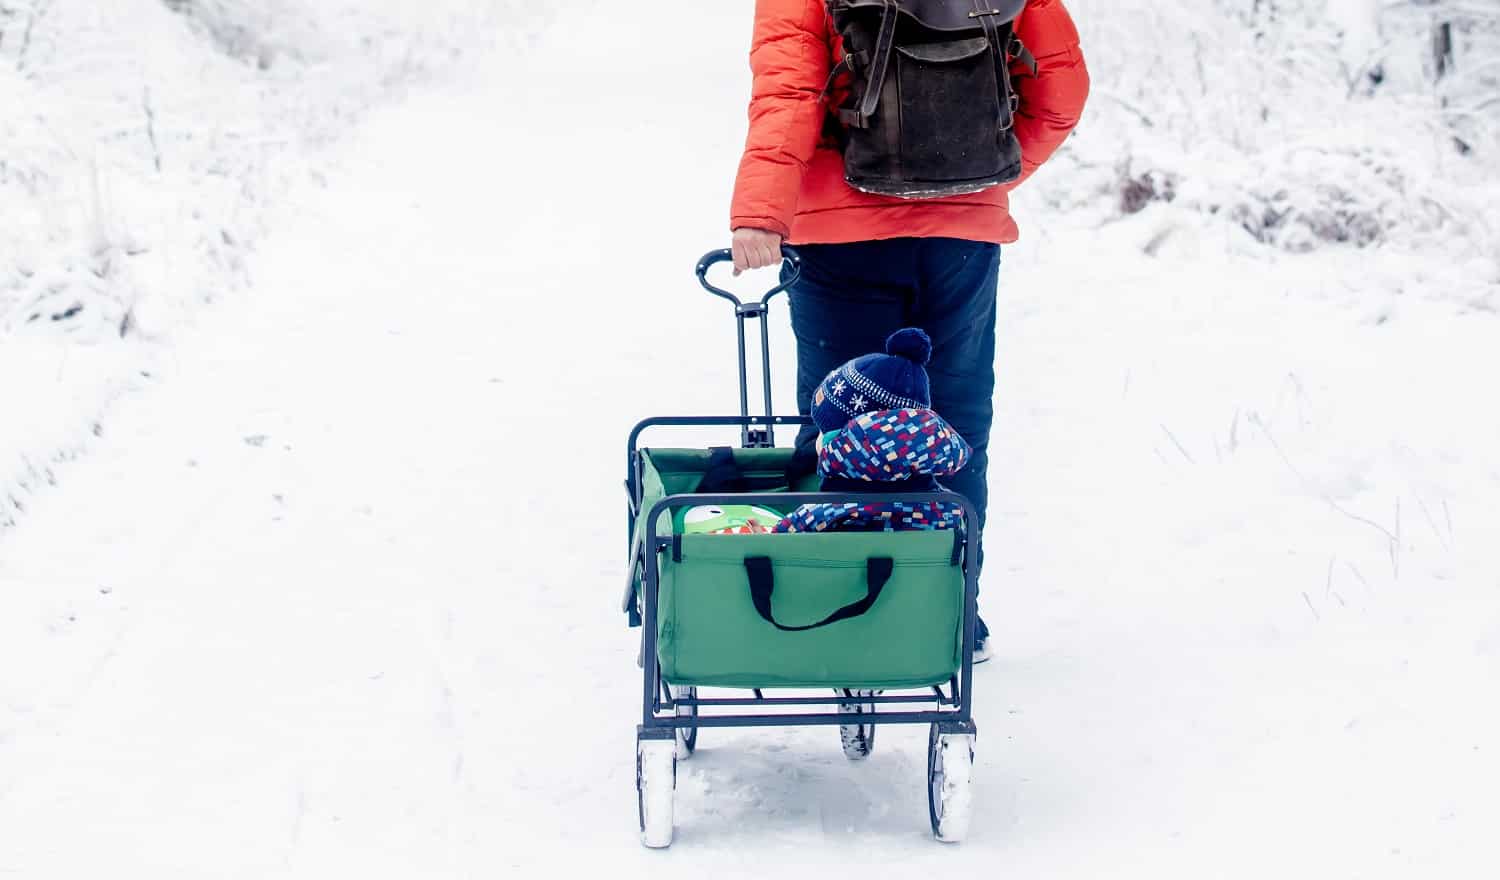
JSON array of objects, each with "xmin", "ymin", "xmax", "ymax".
[{"xmin": 620, "ymin": 249, "xmax": 981, "ymax": 744}]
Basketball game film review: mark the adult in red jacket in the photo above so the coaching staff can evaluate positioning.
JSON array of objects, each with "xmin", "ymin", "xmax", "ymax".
[{"xmin": 730, "ymin": 0, "xmax": 1089, "ymax": 660}]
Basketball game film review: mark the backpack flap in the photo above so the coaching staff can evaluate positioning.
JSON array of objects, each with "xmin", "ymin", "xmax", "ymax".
[{"xmin": 895, "ymin": 36, "xmax": 990, "ymax": 64}]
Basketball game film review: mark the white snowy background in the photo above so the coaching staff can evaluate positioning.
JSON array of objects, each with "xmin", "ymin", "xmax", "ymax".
[{"xmin": 2, "ymin": 0, "xmax": 1497, "ymax": 877}]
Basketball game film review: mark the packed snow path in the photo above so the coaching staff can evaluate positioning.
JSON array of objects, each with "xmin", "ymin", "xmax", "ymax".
[{"xmin": 2, "ymin": 6, "xmax": 1496, "ymax": 878}]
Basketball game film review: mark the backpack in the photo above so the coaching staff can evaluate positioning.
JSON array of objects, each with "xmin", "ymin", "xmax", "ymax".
[{"xmin": 824, "ymin": 0, "xmax": 1037, "ymax": 198}]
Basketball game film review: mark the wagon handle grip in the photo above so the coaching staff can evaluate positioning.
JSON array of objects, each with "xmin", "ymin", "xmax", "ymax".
[
  {"xmin": 695, "ymin": 247, "xmax": 802, "ymax": 307},
  {"xmin": 695, "ymin": 247, "xmax": 802, "ymax": 447},
  {"xmin": 743, "ymin": 556, "xmax": 894, "ymax": 632}
]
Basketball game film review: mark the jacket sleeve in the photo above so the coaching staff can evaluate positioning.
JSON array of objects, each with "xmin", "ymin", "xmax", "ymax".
[
  {"xmin": 729, "ymin": 0, "xmax": 831, "ymax": 239},
  {"xmin": 1009, "ymin": 0, "xmax": 1090, "ymax": 188}
]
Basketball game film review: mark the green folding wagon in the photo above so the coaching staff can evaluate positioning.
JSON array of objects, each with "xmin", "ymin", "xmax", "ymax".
[{"xmin": 621, "ymin": 249, "xmax": 983, "ymax": 848}]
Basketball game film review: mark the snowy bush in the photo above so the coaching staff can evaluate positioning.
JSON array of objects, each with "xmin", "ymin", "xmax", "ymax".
[
  {"xmin": 0, "ymin": 0, "xmax": 551, "ymax": 525},
  {"xmin": 1048, "ymin": 0, "xmax": 1499, "ymax": 292},
  {"xmin": 159, "ymin": 0, "xmax": 291, "ymax": 67}
]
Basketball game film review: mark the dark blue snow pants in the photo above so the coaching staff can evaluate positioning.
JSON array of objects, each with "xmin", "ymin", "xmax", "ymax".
[{"xmin": 784, "ymin": 237, "xmax": 1000, "ymax": 543}]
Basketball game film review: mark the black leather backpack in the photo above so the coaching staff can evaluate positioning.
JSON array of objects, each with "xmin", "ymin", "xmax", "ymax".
[{"xmin": 825, "ymin": 0, "xmax": 1036, "ymax": 198}]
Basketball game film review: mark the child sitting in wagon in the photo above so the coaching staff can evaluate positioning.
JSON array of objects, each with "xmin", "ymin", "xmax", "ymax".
[{"xmin": 774, "ymin": 328, "xmax": 971, "ymax": 534}]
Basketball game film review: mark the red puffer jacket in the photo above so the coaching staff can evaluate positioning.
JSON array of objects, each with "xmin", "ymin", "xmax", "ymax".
[{"xmin": 730, "ymin": 0, "xmax": 1089, "ymax": 245}]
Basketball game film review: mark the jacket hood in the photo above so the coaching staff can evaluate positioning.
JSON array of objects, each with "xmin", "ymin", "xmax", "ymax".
[{"xmin": 817, "ymin": 408, "xmax": 971, "ymax": 482}]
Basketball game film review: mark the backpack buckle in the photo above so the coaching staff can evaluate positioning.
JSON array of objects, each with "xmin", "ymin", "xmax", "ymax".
[
  {"xmin": 1010, "ymin": 33, "xmax": 1039, "ymax": 76},
  {"xmin": 999, "ymin": 93, "xmax": 1019, "ymax": 131},
  {"xmin": 837, "ymin": 107, "xmax": 870, "ymax": 129}
]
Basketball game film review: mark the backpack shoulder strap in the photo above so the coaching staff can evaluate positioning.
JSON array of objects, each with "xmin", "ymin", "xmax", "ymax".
[
  {"xmin": 1011, "ymin": 30, "xmax": 1038, "ymax": 76},
  {"xmin": 836, "ymin": 0, "xmax": 900, "ymax": 129},
  {"xmin": 969, "ymin": 1, "xmax": 1031, "ymax": 129}
]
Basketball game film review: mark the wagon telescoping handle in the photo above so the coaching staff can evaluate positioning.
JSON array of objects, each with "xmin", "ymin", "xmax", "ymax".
[
  {"xmin": 695, "ymin": 247, "xmax": 802, "ymax": 307},
  {"xmin": 694, "ymin": 246, "xmax": 802, "ymax": 449}
]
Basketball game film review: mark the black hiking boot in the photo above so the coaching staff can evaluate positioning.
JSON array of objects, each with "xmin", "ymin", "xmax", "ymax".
[{"xmin": 973, "ymin": 615, "xmax": 992, "ymax": 664}]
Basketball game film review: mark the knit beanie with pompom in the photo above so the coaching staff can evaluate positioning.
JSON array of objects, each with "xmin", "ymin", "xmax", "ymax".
[{"xmin": 810, "ymin": 327, "xmax": 933, "ymax": 434}]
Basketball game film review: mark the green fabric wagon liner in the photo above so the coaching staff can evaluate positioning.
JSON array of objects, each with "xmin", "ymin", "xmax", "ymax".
[{"xmin": 636, "ymin": 447, "xmax": 967, "ymax": 690}]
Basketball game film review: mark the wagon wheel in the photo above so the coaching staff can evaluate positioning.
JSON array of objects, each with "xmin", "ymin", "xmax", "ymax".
[
  {"xmin": 837, "ymin": 688, "xmax": 877, "ymax": 760},
  {"xmin": 927, "ymin": 722, "xmax": 976, "ymax": 842},
  {"xmin": 637, "ymin": 729, "xmax": 676, "ymax": 848},
  {"xmin": 670, "ymin": 684, "xmax": 698, "ymax": 758}
]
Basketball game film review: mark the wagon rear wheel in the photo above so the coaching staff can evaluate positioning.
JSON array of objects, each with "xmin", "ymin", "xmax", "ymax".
[
  {"xmin": 837, "ymin": 689, "xmax": 877, "ymax": 760},
  {"xmin": 670, "ymin": 684, "xmax": 698, "ymax": 758}
]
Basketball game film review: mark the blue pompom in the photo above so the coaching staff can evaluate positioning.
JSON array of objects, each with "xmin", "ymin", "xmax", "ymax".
[{"xmin": 885, "ymin": 327, "xmax": 932, "ymax": 365}]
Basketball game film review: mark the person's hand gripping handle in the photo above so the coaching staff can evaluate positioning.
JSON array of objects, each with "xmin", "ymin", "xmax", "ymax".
[{"xmin": 731, "ymin": 227, "xmax": 785, "ymax": 276}]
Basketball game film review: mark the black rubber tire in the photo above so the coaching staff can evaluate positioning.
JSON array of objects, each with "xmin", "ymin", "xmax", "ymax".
[
  {"xmin": 671, "ymin": 685, "xmax": 698, "ymax": 757},
  {"xmin": 637, "ymin": 734, "xmax": 676, "ymax": 848},
  {"xmin": 926, "ymin": 723, "xmax": 943, "ymax": 835},
  {"xmin": 927, "ymin": 722, "xmax": 975, "ymax": 842},
  {"xmin": 838, "ymin": 689, "xmax": 877, "ymax": 760}
]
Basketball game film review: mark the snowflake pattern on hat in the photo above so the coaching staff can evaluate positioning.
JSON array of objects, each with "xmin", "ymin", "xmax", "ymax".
[{"xmin": 811, "ymin": 329, "xmax": 933, "ymax": 435}]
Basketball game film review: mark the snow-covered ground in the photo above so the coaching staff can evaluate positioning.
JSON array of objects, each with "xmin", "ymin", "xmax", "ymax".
[{"xmin": 2, "ymin": 1, "xmax": 1498, "ymax": 877}]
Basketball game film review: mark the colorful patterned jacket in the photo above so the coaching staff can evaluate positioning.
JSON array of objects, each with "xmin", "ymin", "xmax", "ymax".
[{"xmin": 773, "ymin": 408, "xmax": 972, "ymax": 533}]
